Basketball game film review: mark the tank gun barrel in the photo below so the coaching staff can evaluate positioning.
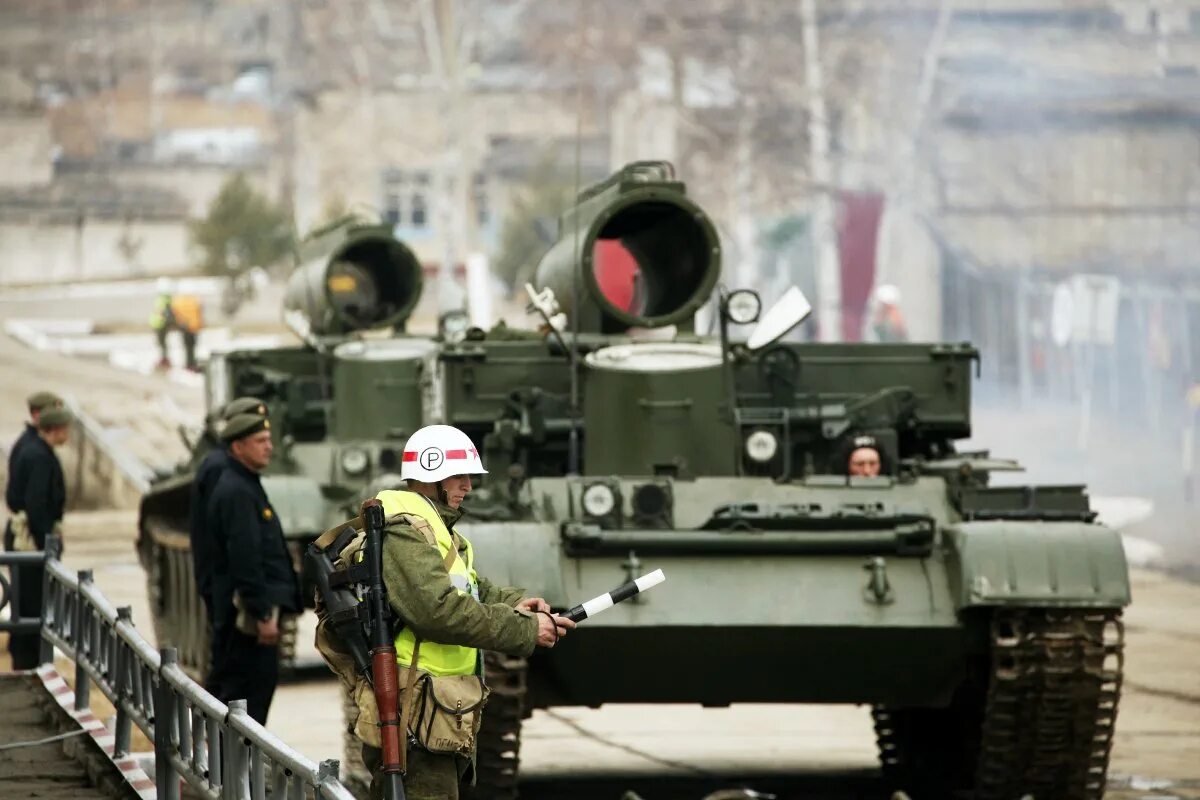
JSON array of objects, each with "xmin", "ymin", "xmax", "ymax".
[
  {"xmin": 284, "ymin": 217, "xmax": 423, "ymax": 341},
  {"xmin": 532, "ymin": 161, "xmax": 721, "ymax": 333}
]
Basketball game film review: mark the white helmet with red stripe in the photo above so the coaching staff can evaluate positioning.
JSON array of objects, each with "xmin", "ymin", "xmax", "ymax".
[{"xmin": 400, "ymin": 424, "xmax": 487, "ymax": 483}]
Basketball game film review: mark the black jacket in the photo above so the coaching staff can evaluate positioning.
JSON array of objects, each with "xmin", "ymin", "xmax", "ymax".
[
  {"xmin": 7, "ymin": 434, "xmax": 66, "ymax": 548},
  {"xmin": 206, "ymin": 459, "xmax": 300, "ymax": 627},
  {"xmin": 189, "ymin": 447, "xmax": 229, "ymax": 601},
  {"xmin": 5, "ymin": 424, "xmax": 38, "ymax": 512}
]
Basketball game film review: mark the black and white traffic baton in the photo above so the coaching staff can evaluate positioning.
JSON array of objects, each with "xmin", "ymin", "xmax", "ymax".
[{"xmin": 561, "ymin": 569, "xmax": 666, "ymax": 623}]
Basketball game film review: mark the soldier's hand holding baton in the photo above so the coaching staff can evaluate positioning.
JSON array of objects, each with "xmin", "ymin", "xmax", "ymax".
[
  {"xmin": 534, "ymin": 610, "xmax": 575, "ymax": 647},
  {"xmin": 519, "ymin": 597, "xmax": 575, "ymax": 647}
]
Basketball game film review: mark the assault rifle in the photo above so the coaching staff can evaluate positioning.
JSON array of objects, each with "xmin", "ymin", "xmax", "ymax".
[
  {"xmin": 306, "ymin": 500, "xmax": 406, "ymax": 800},
  {"xmin": 362, "ymin": 497, "xmax": 406, "ymax": 800}
]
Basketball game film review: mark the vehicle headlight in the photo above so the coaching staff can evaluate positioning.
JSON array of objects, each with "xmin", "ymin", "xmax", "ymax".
[
  {"xmin": 725, "ymin": 289, "xmax": 762, "ymax": 325},
  {"xmin": 341, "ymin": 447, "xmax": 370, "ymax": 476},
  {"xmin": 582, "ymin": 483, "xmax": 616, "ymax": 517},
  {"xmin": 745, "ymin": 430, "xmax": 778, "ymax": 463}
]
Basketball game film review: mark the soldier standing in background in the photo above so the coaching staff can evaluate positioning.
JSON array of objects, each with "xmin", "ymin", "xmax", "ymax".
[
  {"xmin": 4, "ymin": 405, "xmax": 72, "ymax": 669},
  {"xmin": 189, "ymin": 397, "xmax": 269, "ymax": 689},
  {"xmin": 205, "ymin": 413, "xmax": 300, "ymax": 724},
  {"xmin": 6, "ymin": 392, "xmax": 64, "ymax": 490}
]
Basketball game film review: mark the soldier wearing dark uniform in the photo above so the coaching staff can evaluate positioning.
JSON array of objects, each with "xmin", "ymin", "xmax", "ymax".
[
  {"xmin": 6, "ymin": 391, "xmax": 63, "ymax": 495},
  {"xmin": 205, "ymin": 412, "xmax": 300, "ymax": 724},
  {"xmin": 189, "ymin": 401, "xmax": 269, "ymax": 611},
  {"xmin": 189, "ymin": 397, "xmax": 269, "ymax": 690},
  {"xmin": 4, "ymin": 405, "xmax": 71, "ymax": 669}
]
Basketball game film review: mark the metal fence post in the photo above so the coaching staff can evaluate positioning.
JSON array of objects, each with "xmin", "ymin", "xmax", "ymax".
[
  {"xmin": 207, "ymin": 715, "xmax": 223, "ymax": 792},
  {"xmin": 225, "ymin": 699, "xmax": 251, "ymax": 800},
  {"xmin": 37, "ymin": 535, "xmax": 62, "ymax": 665},
  {"xmin": 74, "ymin": 569, "xmax": 93, "ymax": 711},
  {"xmin": 226, "ymin": 700, "xmax": 250, "ymax": 800},
  {"xmin": 316, "ymin": 759, "xmax": 342, "ymax": 800},
  {"xmin": 113, "ymin": 606, "xmax": 134, "ymax": 758},
  {"xmin": 156, "ymin": 648, "xmax": 181, "ymax": 800}
]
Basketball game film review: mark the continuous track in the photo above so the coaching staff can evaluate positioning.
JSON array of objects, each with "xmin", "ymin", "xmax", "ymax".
[{"xmin": 874, "ymin": 607, "xmax": 1124, "ymax": 799}]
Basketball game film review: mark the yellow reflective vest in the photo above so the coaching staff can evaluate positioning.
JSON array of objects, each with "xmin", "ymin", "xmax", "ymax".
[
  {"xmin": 149, "ymin": 295, "xmax": 173, "ymax": 329},
  {"xmin": 376, "ymin": 490, "xmax": 481, "ymax": 677}
]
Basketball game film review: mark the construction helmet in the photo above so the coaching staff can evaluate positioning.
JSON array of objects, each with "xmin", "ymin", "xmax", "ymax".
[{"xmin": 400, "ymin": 424, "xmax": 487, "ymax": 484}]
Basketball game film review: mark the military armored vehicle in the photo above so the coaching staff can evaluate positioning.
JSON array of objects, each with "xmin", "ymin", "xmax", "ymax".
[
  {"xmin": 137, "ymin": 216, "xmax": 434, "ymax": 677},
  {"xmin": 421, "ymin": 162, "xmax": 1128, "ymax": 800}
]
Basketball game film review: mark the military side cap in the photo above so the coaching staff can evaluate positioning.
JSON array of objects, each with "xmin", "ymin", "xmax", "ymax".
[
  {"xmin": 222, "ymin": 396, "xmax": 269, "ymax": 420},
  {"xmin": 27, "ymin": 391, "xmax": 64, "ymax": 412},
  {"xmin": 220, "ymin": 413, "xmax": 271, "ymax": 443},
  {"xmin": 38, "ymin": 406, "xmax": 73, "ymax": 429}
]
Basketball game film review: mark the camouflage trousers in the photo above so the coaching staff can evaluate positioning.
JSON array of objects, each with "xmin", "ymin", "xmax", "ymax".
[{"xmin": 362, "ymin": 743, "xmax": 467, "ymax": 800}]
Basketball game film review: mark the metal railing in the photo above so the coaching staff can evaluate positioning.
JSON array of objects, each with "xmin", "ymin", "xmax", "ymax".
[
  {"xmin": 4, "ymin": 537, "xmax": 356, "ymax": 800},
  {"xmin": 0, "ymin": 538, "xmax": 58, "ymax": 665}
]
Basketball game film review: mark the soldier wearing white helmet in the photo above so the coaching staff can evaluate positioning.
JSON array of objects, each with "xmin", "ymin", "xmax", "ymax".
[{"xmin": 350, "ymin": 424, "xmax": 574, "ymax": 800}]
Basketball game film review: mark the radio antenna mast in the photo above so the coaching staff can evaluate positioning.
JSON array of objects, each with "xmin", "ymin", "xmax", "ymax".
[{"xmin": 566, "ymin": 0, "xmax": 587, "ymax": 477}]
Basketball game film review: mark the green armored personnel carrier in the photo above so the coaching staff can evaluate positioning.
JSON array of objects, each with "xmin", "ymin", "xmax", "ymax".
[
  {"xmin": 429, "ymin": 162, "xmax": 1130, "ymax": 800},
  {"xmin": 137, "ymin": 216, "xmax": 433, "ymax": 677}
]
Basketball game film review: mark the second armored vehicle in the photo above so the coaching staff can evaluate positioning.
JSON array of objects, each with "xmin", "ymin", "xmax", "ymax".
[{"xmin": 137, "ymin": 216, "xmax": 432, "ymax": 675}]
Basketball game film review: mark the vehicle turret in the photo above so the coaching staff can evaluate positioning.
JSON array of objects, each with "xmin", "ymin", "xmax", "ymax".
[
  {"xmin": 531, "ymin": 161, "xmax": 721, "ymax": 333},
  {"xmin": 283, "ymin": 217, "xmax": 423, "ymax": 342}
]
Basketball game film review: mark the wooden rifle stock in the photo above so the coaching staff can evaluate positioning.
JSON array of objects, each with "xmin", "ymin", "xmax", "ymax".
[{"xmin": 362, "ymin": 498, "xmax": 406, "ymax": 800}]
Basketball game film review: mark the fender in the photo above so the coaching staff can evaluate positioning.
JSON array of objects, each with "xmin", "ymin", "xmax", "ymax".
[
  {"xmin": 944, "ymin": 520, "xmax": 1132, "ymax": 609},
  {"xmin": 260, "ymin": 474, "xmax": 330, "ymax": 537}
]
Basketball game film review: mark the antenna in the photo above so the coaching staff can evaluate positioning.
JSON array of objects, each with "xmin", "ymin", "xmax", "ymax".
[
  {"xmin": 715, "ymin": 285, "xmax": 740, "ymax": 471},
  {"xmin": 566, "ymin": 0, "xmax": 587, "ymax": 477}
]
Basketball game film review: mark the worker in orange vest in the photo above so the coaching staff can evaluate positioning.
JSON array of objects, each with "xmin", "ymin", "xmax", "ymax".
[
  {"xmin": 150, "ymin": 278, "xmax": 204, "ymax": 372},
  {"xmin": 171, "ymin": 293, "xmax": 204, "ymax": 371}
]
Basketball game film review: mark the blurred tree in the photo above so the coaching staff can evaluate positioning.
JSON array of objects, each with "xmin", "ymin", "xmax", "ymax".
[
  {"xmin": 190, "ymin": 173, "xmax": 294, "ymax": 277},
  {"xmin": 306, "ymin": 194, "xmax": 351, "ymax": 238},
  {"xmin": 491, "ymin": 155, "xmax": 579, "ymax": 290}
]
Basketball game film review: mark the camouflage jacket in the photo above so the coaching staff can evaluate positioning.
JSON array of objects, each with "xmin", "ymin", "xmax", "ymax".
[{"xmin": 381, "ymin": 497, "xmax": 538, "ymax": 658}]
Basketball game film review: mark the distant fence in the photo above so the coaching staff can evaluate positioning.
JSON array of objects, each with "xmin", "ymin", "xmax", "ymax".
[{"xmin": 2, "ymin": 538, "xmax": 355, "ymax": 800}]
